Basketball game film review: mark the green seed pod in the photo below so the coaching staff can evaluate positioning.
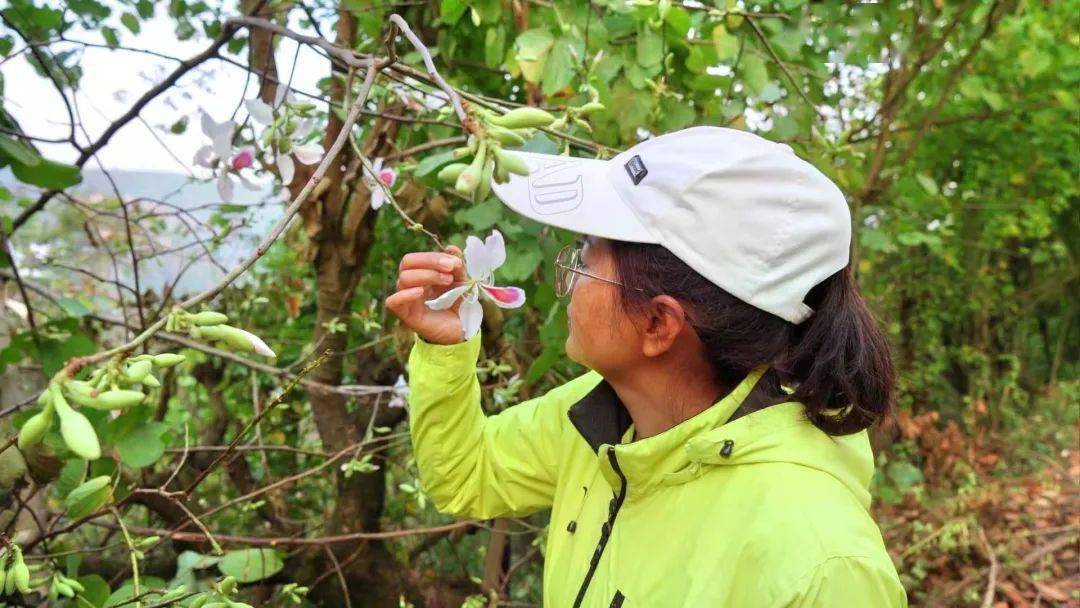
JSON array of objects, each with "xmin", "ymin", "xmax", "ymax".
[
  {"xmin": 189, "ymin": 311, "xmax": 229, "ymax": 326},
  {"xmin": 17, "ymin": 404, "xmax": 54, "ymax": 450},
  {"xmin": 573, "ymin": 117, "xmax": 593, "ymax": 133},
  {"xmin": 486, "ymin": 124, "xmax": 526, "ymax": 146},
  {"xmin": 59, "ymin": 574, "xmax": 83, "ymax": 593},
  {"xmin": 36, "ymin": 388, "xmax": 52, "ymax": 408},
  {"xmin": 54, "ymin": 579, "xmax": 74, "ymax": 597},
  {"xmin": 65, "ymin": 380, "xmax": 96, "ymax": 397},
  {"xmin": 51, "ymin": 386, "xmax": 101, "ymax": 461},
  {"xmin": 190, "ymin": 594, "xmax": 210, "ymax": 608},
  {"xmin": 437, "ymin": 163, "xmax": 469, "ymax": 184},
  {"xmin": 454, "ymin": 143, "xmax": 487, "ymax": 197},
  {"xmin": 166, "ymin": 314, "xmax": 176, "ymax": 332},
  {"xmin": 451, "ymin": 146, "xmax": 473, "ymax": 159},
  {"xmin": 493, "ymin": 147, "xmax": 530, "ymax": 176},
  {"xmin": 3, "ymin": 563, "xmax": 14, "ymax": 595},
  {"xmin": 88, "ymin": 389, "xmax": 146, "ymax": 410},
  {"xmin": 477, "ymin": 158, "xmax": 494, "ymax": 201},
  {"xmin": 12, "ymin": 561, "xmax": 29, "ymax": 594},
  {"xmin": 189, "ymin": 326, "xmax": 202, "ymax": 339},
  {"xmin": 577, "ymin": 101, "xmax": 606, "ymax": 115},
  {"xmin": 160, "ymin": 586, "xmax": 188, "ymax": 601},
  {"xmin": 550, "ymin": 116, "xmax": 567, "ymax": 130},
  {"xmin": 141, "ymin": 373, "xmax": 161, "ymax": 388},
  {"xmin": 219, "ymin": 575, "xmax": 237, "ymax": 595},
  {"xmin": 152, "ymin": 353, "xmax": 186, "ymax": 368},
  {"xmin": 466, "ymin": 135, "xmax": 479, "ymax": 154},
  {"xmin": 494, "ymin": 159, "xmax": 509, "ymax": 184},
  {"xmin": 489, "ymin": 107, "xmax": 556, "ymax": 129},
  {"xmin": 123, "ymin": 360, "xmax": 152, "ymax": 383},
  {"xmin": 65, "ymin": 476, "xmax": 113, "ymax": 519}
]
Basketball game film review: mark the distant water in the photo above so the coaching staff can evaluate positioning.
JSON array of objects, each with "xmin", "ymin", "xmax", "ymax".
[{"xmin": 2, "ymin": 168, "xmax": 285, "ymax": 304}]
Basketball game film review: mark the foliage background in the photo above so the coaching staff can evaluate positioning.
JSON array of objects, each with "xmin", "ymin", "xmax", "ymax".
[{"xmin": 0, "ymin": 0, "xmax": 1077, "ymax": 606}]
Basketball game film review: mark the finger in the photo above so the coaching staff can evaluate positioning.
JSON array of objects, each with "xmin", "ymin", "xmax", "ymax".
[
  {"xmin": 400, "ymin": 251, "xmax": 461, "ymax": 273},
  {"xmin": 396, "ymin": 268, "xmax": 455, "ymax": 291},
  {"xmin": 385, "ymin": 286, "xmax": 425, "ymax": 315},
  {"xmin": 442, "ymin": 245, "xmax": 468, "ymax": 282}
]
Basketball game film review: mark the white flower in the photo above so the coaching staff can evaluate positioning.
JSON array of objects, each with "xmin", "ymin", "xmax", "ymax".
[
  {"xmin": 245, "ymin": 88, "xmax": 324, "ymax": 185},
  {"xmin": 388, "ymin": 374, "xmax": 410, "ymax": 408},
  {"xmin": 235, "ymin": 327, "xmax": 277, "ymax": 357},
  {"xmin": 423, "ymin": 229, "xmax": 526, "ymax": 340},
  {"xmin": 364, "ymin": 157, "xmax": 398, "ymax": 210},
  {"xmin": 194, "ymin": 111, "xmax": 259, "ymax": 202}
]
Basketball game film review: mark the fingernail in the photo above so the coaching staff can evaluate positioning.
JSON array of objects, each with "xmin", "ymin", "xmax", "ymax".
[{"xmin": 441, "ymin": 274, "xmax": 453, "ymax": 283}]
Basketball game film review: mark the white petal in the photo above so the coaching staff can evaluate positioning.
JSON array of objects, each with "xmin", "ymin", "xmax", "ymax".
[
  {"xmin": 292, "ymin": 143, "xmax": 323, "ymax": 165},
  {"xmin": 212, "ymin": 129, "xmax": 233, "ymax": 160},
  {"xmin": 479, "ymin": 284, "xmax": 526, "ymax": 308},
  {"xmin": 237, "ymin": 327, "xmax": 276, "ymax": 357},
  {"xmin": 372, "ymin": 157, "xmax": 384, "ymax": 172},
  {"xmin": 217, "ymin": 172, "xmax": 234, "ymax": 202},
  {"xmin": 371, "ymin": 190, "xmax": 385, "ymax": 210},
  {"xmin": 484, "ymin": 229, "xmax": 506, "ymax": 271},
  {"xmin": 238, "ymin": 173, "xmax": 261, "ymax": 191},
  {"xmin": 200, "ymin": 110, "xmax": 216, "ymax": 138},
  {"xmin": 464, "ymin": 235, "xmax": 492, "ymax": 279},
  {"xmin": 193, "ymin": 145, "xmax": 214, "ymax": 168},
  {"xmin": 423, "ymin": 283, "xmax": 471, "ymax": 310},
  {"xmin": 276, "ymin": 152, "xmax": 295, "ymax": 184},
  {"xmin": 273, "ymin": 85, "xmax": 288, "ymax": 108},
  {"xmin": 4, "ymin": 298, "xmax": 28, "ymax": 320},
  {"xmin": 459, "ymin": 296, "xmax": 484, "ymax": 340},
  {"xmin": 292, "ymin": 119, "xmax": 315, "ymax": 140},
  {"xmin": 245, "ymin": 98, "xmax": 274, "ymax": 124}
]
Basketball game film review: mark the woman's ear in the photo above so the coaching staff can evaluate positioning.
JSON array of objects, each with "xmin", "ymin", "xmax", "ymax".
[{"xmin": 641, "ymin": 295, "xmax": 691, "ymax": 357}]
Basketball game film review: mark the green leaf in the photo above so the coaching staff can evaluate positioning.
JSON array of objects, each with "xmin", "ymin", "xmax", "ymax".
[
  {"xmin": 11, "ymin": 157, "xmax": 82, "ymax": 189},
  {"xmin": 74, "ymin": 574, "xmax": 111, "ymax": 607},
  {"xmin": 414, "ymin": 149, "xmax": 457, "ymax": 179},
  {"xmin": 887, "ymin": 461, "xmax": 924, "ymax": 490},
  {"xmin": 758, "ymin": 82, "xmax": 783, "ymax": 103},
  {"xmin": 102, "ymin": 26, "xmax": 119, "ymax": 48},
  {"xmin": 636, "ymin": 27, "xmax": 663, "ymax": 67},
  {"xmin": 740, "ymin": 54, "xmax": 768, "ymax": 94},
  {"xmin": 915, "ymin": 173, "xmax": 938, "ymax": 196},
  {"xmin": 0, "ymin": 135, "xmax": 41, "ymax": 166},
  {"xmin": 120, "ymin": 12, "xmax": 140, "ymax": 34},
  {"xmin": 712, "ymin": 24, "xmax": 740, "ymax": 61},
  {"xmin": 542, "ymin": 37, "xmax": 581, "ymax": 96},
  {"xmin": 218, "ymin": 548, "xmax": 284, "ymax": 583},
  {"xmin": 116, "ymin": 422, "xmax": 167, "ymax": 467},
  {"xmin": 104, "ymin": 577, "xmax": 167, "ymax": 607},
  {"xmin": 440, "ymin": 0, "xmax": 467, "ymax": 25},
  {"xmin": 455, "ymin": 197, "xmax": 503, "ymax": 230},
  {"xmin": 515, "ymin": 29, "xmax": 554, "ymax": 83},
  {"xmin": 498, "ymin": 245, "xmax": 544, "ymax": 282}
]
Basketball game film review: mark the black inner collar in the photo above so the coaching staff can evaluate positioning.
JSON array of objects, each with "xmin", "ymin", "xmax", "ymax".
[{"xmin": 566, "ymin": 369, "xmax": 788, "ymax": 452}]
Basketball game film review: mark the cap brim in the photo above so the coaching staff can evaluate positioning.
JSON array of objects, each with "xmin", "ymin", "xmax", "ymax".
[{"xmin": 489, "ymin": 150, "xmax": 658, "ymax": 243}]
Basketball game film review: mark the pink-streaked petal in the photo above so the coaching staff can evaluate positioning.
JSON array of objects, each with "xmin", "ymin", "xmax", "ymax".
[
  {"xmin": 423, "ymin": 283, "xmax": 471, "ymax": 310},
  {"xmin": 245, "ymin": 98, "xmax": 274, "ymax": 124},
  {"xmin": 231, "ymin": 149, "xmax": 254, "ymax": 170},
  {"xmin": 484, "ymin": 229, "xmax": 506, "ymax": 271},
  {"xmin": 480, "ymin": 284, "xmax": 525, "ymax": 308},
  {"xmin": 217, "ymin": 172, "xmax": 234, "ymax": 202},
  {"xmin": 464, "ymin": 235, "xmax": 491, "ymax": 279},
  {"xmin": 292, "ymin": 143, "xmax": 323, "ymax": 165},
  {"xmin": 379, "ymin": 168, "xmax": 396, "ymax": 186},
  {"xmin": 200, "ymin": 111, "xmax": 216, "ymax": 138},
  {"xmin": 276, "ymin": 152, "xmax": 295, "ymax": 185},
  {"xmin": 372, "ymin": 157, "xmax": 384, "ymax": 172},
  {"xmin": 459, "ymin": 296, "xmax": 484, "ymax": 340}
]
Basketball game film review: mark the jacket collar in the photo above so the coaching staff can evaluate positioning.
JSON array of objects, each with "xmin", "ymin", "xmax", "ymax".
[{"xmin": 566, "ymin": 366, "xmax": 785, "ymax": 497}]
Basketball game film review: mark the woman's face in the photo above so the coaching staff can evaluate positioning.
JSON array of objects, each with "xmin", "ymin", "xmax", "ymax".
[{"xmin": 564, "ymin": 237, "xmax": 641, "ymax": 374}]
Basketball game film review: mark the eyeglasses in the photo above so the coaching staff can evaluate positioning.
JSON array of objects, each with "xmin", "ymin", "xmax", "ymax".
[{"xmin": 553, "ymin": 244, "xmax": 645, "ymax": 298}]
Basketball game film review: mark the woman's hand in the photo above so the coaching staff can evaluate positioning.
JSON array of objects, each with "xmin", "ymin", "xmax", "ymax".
[{"xmin": 386, "ymin": 245, "xmax": 469, "ymax": 345}]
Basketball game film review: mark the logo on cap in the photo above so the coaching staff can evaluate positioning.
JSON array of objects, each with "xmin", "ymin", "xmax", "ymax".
[{"xmin": 624, "ymin": 155, "xmax": 648, "ymax": 185}]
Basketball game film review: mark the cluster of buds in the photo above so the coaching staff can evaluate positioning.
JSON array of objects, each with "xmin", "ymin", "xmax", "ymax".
[
  {"xmin": 245, "ymin": 89, "xmax": 324, "ymax": 185},
  {"xmin": 18, "ymin": 352, "xmax": 186, "ymax": 460},
  {"xmin": 168, "ymin": 309, "xmax": 276, "ymax": 358},
  {"xmin": 436, "ymin": 100, "xmax": 606, "ymax": 201},
  {"xmin": 0, "ymin": 544, "xmax": 32, "ymax": 596}
]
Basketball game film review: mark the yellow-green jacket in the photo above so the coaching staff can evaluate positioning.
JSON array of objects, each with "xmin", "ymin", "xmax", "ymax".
[{"xmin": 406, "ymin": 331, "xmax": 907, "ymax": 607}]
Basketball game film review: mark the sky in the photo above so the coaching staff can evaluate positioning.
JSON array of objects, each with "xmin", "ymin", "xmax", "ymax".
[{"xmin": 3, "ymin": 3, "xmax": 330, "ymax": 173}]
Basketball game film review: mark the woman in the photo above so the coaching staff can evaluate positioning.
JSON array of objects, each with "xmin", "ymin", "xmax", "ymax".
[{"xmin": 386, "ymin": 127, "xmax": 906, "ymax": 607}]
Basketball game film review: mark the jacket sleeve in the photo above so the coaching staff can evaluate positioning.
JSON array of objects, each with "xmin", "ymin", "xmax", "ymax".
[
  {"xmin": 778, "ymin": 556, "xmax": 908, "ymax": 608},
  {"xmin": 405, "ymin": 329, "xmax": 598, "ymax": 520}
]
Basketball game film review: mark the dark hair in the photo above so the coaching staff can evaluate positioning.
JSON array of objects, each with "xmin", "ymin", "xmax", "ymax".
[{"xmin": 606, "ymin": 238, "xmax": 895, "ymax": 436}]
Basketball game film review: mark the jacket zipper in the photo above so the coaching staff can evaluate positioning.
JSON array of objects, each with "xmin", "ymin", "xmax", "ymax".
[{"xmin": 572, "ymin": 448, "xmax": 628, "ymax": 608}]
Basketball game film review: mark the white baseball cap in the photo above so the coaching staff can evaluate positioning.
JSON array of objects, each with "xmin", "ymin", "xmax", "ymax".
[{"xmin": 489, "ymin": 126, "xmax": 852, "ymax": 324}]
